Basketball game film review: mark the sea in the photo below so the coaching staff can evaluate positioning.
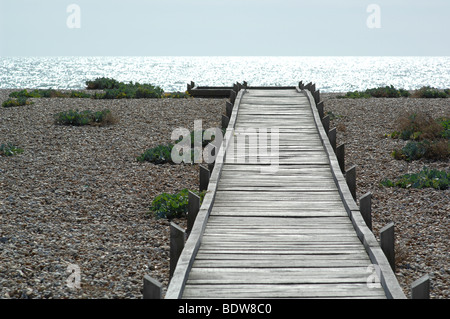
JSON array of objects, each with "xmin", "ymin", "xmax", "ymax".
[{"xmin": 1, "ymin": 56, "xmax": 449, "ymax": 93}]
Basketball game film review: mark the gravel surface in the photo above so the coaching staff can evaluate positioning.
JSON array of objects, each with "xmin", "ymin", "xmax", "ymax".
[
  {"xmin": 0, "ymin": 90, "xmax": 224, "ymax": 299},
  {"xmin": 0, "ymin": 90, "xmax": 448, "ymax": 299}
]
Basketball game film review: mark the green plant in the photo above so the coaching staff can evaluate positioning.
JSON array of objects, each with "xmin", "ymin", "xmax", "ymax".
[
  {"xmin": 85, "ymin": 77, "xmax": 122, "ymax": 90},
  {"xmin": 381, "ymin": 167, "xmax": 449, "ymax": 190},
  {"xmin": 85, "ymin": 78, "xmax": 165, "ymax": 99},
  {"xmin": 163, "ymin": 91, "xmax": 191, "ymax": 98},
  {"xmin": 149, "ymin": 189, "xmax": 206, "ymax": 219},
  {"xmin": 0, "ymin": 143, "xmax": 24, "ymax": 156},
  {"xmin": 438, "ymin": 117, "xmax": 450, "ymax": 139},
  {"xmin": 392, "ymin": 141, "xmax": 427, "ymax": 161},
  {"xmin": 137, "ymin": 144, "xmax": 174, "ymax": 164},
  {"xmin": 413, "ymin": 86, "xmax": 448, "ymax": 98},
  {"xmin": 54, "ymin": 109, "xmax": 115, "ymax": 126},
  {"xmin": 2, "ymin": 97, "xmax": 33, "ymax": 108},
  {"xmin": 339, "ymin": 85, "xmax": 410, "ymax": 99}
]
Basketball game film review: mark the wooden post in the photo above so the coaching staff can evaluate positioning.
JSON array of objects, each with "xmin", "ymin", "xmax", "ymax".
[
  {"xmin": 380, "ymin": 222, "xmax": 395, "ymax": 272},
  {"xmin": 243, "ymin": 81, "xmax": 248, "ymax": 89},
  {"xmin": 187, "ymin": 83, "xmax": 191, "ymax": 91},
  {"xmin": 190, "ymin": 81, "xmax": 195, "ymax": 89},
  {"xmin": 328, "ymin": 127, "xmax": 337, "ymax": 152},
  {"xmin": 170, "ymin": 222, "xmax": 186, "ymax": 278},
  {"xmin": 322, "ymin": 115, "xmax": 330, "ymax": 134},
  {"xmin": 345, "ymin": 165, "xmax": 356, "ymax": 201},
  {"xmin": 316, "ymin": 101, "xmax": 324, "ymax": 119},
  {"xmin": 336, "ymin": 143, "xmax": 345, "ymax": 174},
  {"xmin": 222, "ymin": 114, "xmax": 230, "ymax": 129},
  {"xmin": 226, "ymin": 101, "xmax": 233, "ymax": 118},
  {"xmin": 205, "ymin": 142, "xmax": 216, "ymax": 172},
  {"xmin": 143, "ymin": 275, "xmax": 162, "ymax": 299},
  {"xmin": 187, "ymin": 191, "xmax": 200, "ymax": 234},
  {"xmin": 230, "ymin": 90, "xmax": 237, "ymax": 104},
  {"xmin": 314, "ymin": 90, "xmax": 320, "ymax": 104},
  {"xmin": 199, "ymin": 165, "xmax": 210, "ymax": 192},
  {"xmin": 298, "ymin": 81, "xmax": 304, "ymax": 89},
  {"xmin": 237, "ymin": 82, "xmax": 242, "ymax": 92},
  {"xmin": 411, "ymin": 274, "xmax": 430, "ymax": 299},
  {"xmin": 310, "ymin": 83, "xmax": 316, "ymax": 93},
  {"xmin": 359, "ymin": 192, "xmax": 372, "ymax": 231}
]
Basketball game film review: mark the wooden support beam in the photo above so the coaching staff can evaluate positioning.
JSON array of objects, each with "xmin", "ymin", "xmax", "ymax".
[
  {"xmin": 336, "ymin": 143, "xmax": 345, "ymax": 174},
  {"xmin": 143, "ymin": 275, "xmax": 162, "ymax": 299},
  {"xmin": 222, "ymin": 114, "xmax": 230, "ymax": 129},
  {"xmin": 190, "ymin": 81, "xmax": 195, "ymax": 88},
  {"xmin": 411, "ymin": 274, "xmax": 430, "ymax": 299},
  {"xmin": 226, "ymin": 101, "xmax": 233, "ymax": 118},
  {"xmin": 328, "ymin": 127, "xmax": 337, "ymax": 152},
  {"xmin": 314, "ymin": 90, "xmax": 320, "ymax": 104},
  {"xmin": 322, "ymin": 115, "xmax": 330, "ymax": 134},
  {"xmin": 360, "ymin": 192, "xmax": 372, "ymax": 231},
  {"xmin": 199, "ymin": 165, "xmax": 210, "ymax": 192},
  {"xmin": 316, "ymin": 101, "xmax": 324, "ymax": 119},
  {"xmin": 310, "ymin": 83, "xmax": 316, "ymax": 92},
  {"xmin": 345, "ymin": 165, "xmax": 356, "ymax": 201},
  {"xmin": 380, "ymin": 222, "xmax": 395, "ymax": 272},
  {"xmin": 187, "ymin": 191, "xmax": 200, "ymax": 234},
  {"xmin": 170, "ymin": 223, "xmax": 186, "ymax": 278},
  {"xmin": 230, "ymin": 90, "xmax": 237, "ymax": 104}
]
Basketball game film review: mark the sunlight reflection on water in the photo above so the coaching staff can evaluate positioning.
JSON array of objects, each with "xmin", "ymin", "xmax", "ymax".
[{"xmin": 1, "ymin": 56, "xmax": 449, "ymax": 92}]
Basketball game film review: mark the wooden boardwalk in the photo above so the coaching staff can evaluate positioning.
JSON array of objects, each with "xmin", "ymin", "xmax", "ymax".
[{"xmin": 166, "ymin": 87, "xmax": 406, "ymax": 299}]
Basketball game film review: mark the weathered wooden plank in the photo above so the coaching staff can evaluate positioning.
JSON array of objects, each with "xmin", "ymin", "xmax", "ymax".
[
  {"xmin": 187, "ymin": 267, "xmax": 377, "ymax": 285},
  {"xmin": 182, "ymin": 284, "xmax": 386, "ymax": 299}
]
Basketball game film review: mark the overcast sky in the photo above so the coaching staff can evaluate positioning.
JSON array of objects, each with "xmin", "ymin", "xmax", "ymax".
[{"xmin": 0, "ymin": 0, "xmax": 449, "ymax": 56}]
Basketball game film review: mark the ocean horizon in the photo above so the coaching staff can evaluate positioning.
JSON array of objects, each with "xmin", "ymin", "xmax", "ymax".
[{"xmin": 1, "ymin": 56, "xmax": 449, "ymax": 93}]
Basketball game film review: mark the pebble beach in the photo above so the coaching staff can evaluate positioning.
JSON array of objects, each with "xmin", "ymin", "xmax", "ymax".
[{"xmin": 0, "ymin": 90, "xmax": 448, "ymax": 299}]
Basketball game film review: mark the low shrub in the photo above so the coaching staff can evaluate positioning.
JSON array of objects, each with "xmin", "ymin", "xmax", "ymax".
[
  {"xmin": 0, "ymin": 143, "xmax": 24, "ymax": 156},
  {"xmin": 381, "ymin": 167, "xmax": 449, "ymax": 190},
  {"xmin": 137, "ymin": 144, "xmax": 174, "ymax": 164},
  {"xmin": 54, "ymin": 109, "xmax": 115, "ymax": 126},
  {"xmin": 163, "ymin": 91, "xmax": 191, "ymax": 98},
  {"xmin": 412, "ymin": 86, "xmax": 449, "ymax": 98},
  {"xmin": 85, "ymin": 77, "xmax": 165, "ymax": 99},
  {"xmin": 85, "ymin": 77, "xmax": 122, "ymax": 90},
  {"xmin": 2, "ymin": 97, "xmax": 33, "ymax": 108},
  {"xmin": 9, "ymin": 89, "xmax": 92, "ymax": 99},
  {"xmin": 339, "ymin": 85, "xmax": 410, "ymax": 99},
  {"xmin": 389, "ymin": 111, "xmax": 449, "ymax": 161},
  {"xmin": 149, "ymin": 188, "xmax": 206, "ymax": 219}
]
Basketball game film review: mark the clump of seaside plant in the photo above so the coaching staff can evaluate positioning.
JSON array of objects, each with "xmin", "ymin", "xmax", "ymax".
[
  {"xmin": 381, "ymin": 167, "xmax": 449, "ymax": 190},
  {"xmin": 137, "ymin": 144, "xmax": 174, "ymax": 164},
  {"xmin": 149, "ymin": 188, "xmax": 206, "ymax": 219},
  {"xmin": 54, "ymin": 109, "xmax": 116, "ymax": 126},
  {"xmin": 85, "ymin": 77, "xmax": 191, "ymax": 99},
  {"xmin": 2, "ymin": 97, "xmax": 33, "ymax": 108},
  {"xmin": 9, "ymin": 89, "xmax": 92, "ymax": 99},
  {"xmin": 338, "ymin": 85, "xmax": 410, "ymax": 99},
  {"xmin": 412, "ymin": 86, "xmax": 449, "ymax": 98},
  {"xmin": 0, "ymin": 143, "xmax": 24, "ymax": 156},
  {"xmin": 388, "ymin": 112, "xmax": 449, "ymax": 161}
]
